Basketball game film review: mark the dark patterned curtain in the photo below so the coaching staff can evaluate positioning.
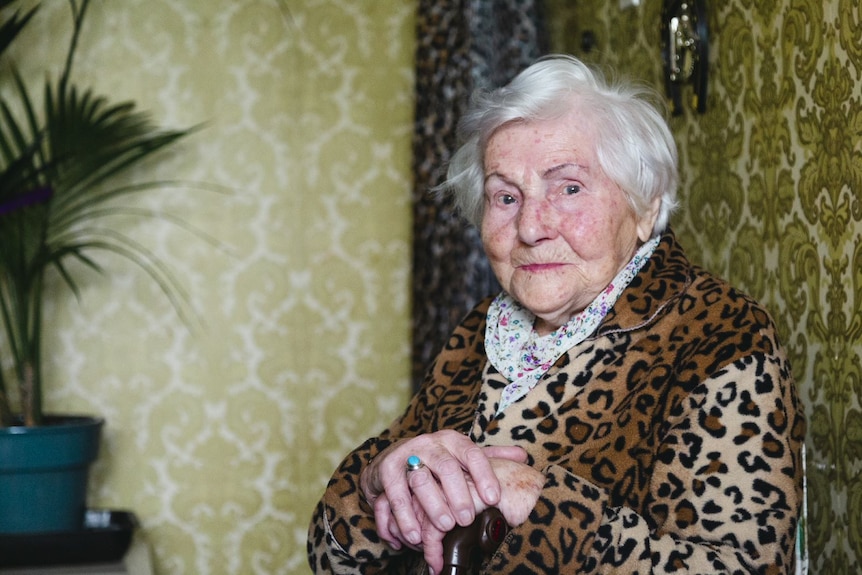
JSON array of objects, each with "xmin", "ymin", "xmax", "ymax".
[{"xmin": 410, "ymin": 0, "xmax": 548, "ymax": 389}]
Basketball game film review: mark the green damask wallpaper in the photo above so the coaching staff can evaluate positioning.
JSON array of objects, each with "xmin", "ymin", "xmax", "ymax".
[
  {"xmin": 7, "ymin": 1, "xmax": 416, "ymax": 573},
  {"xmin": 547, "ymin": 0, "xmax": 862, "ymax": 571}
]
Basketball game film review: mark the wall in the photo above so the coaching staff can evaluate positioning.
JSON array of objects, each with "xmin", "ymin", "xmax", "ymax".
[
  {"xmin": 6, "ymin": 1, "xmax": 416, "ymax": 573},
  {"xmin": 547, "ymin": 0, "xmax": 862, "ymax": 571}
]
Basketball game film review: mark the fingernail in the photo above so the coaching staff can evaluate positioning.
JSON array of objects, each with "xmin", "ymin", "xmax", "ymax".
[
  {"xmin": 459, "ymin": 510, "xmax": 472, "ymax": 525},
  {"xmin": 485, "ymin": 487, "xmax": 499, "ymax": 502},
  {"xmin": 439, "ymin": 514, "xmax": 455, "ymax": 530},
  {"xmin": 407, "ymin": 530, "xmax": 421, "ymax": 545}
]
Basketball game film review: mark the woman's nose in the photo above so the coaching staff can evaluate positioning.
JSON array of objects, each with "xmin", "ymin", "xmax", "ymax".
[{"xmin": 516, "ymin": 198, "xmax": 557, "ymax": 245}]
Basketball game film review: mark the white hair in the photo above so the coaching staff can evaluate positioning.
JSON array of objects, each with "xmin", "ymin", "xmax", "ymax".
[{"xmin": 440, "ymin": 54, "xmax": 679, "ymax": 235}]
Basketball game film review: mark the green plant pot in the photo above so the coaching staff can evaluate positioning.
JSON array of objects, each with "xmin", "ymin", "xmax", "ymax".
[{"xmin": 0, "ymin": 415, "xmax": 104, "ymax": 534}]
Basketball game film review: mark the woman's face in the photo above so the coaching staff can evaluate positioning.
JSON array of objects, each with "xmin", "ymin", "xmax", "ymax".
[{"xmin": 480, "ymin": 107, "xmax": 658, "ymax": 335}]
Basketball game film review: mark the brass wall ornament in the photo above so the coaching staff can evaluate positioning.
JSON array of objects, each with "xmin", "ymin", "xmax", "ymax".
[{"xmin": 661, "ymin": 0, "xmax": 708, "ymax": 115}]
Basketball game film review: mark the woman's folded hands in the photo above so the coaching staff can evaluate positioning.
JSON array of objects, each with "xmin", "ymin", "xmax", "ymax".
[{"xmin": 359, "ymin": 430, "xmax": 544, "ymax": 573}]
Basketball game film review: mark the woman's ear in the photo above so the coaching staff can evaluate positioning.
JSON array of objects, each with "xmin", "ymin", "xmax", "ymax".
[{"xmin": 636, "ymin": 196, "xmax": 662, "ymax": 242}]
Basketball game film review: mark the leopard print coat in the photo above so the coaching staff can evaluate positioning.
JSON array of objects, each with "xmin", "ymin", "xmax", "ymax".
[{"xmin": 308, "ymin": 231, "xmax": 806, "ymax": 574}]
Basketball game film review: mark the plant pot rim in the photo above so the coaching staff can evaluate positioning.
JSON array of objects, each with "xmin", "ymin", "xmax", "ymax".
[{"xmin": 1, "ymin": 415, "xmax": 105, "ymax": 435}]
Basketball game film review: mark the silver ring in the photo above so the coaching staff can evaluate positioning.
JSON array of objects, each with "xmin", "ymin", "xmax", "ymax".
[{"xmin": 406, "ymin": 455, "xmax": 424, "ymax": 472}]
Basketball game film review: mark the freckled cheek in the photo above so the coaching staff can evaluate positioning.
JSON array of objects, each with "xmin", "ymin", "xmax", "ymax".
[
  {"xmin": 480, "ymin": 232, "xmax": 512, "ymax": 284},
  {"xmin": 559, "ymin": 211, "xmax": 613, "ymax": 256},
  {"xmin": 481, "ymin": 218, "xmax": 516, "ymax": 260},
  {"xmin": 559, "ymin": 211, "xmax": 599, "ymax": 238}
]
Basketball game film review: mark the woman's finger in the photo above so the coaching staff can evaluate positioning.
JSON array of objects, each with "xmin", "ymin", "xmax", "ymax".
[
  {"xmin": 371, "ymin": 446, "xmax": 425, "ymax": 546},
  {"xmin": 406, "ymin": 460, "xmax": 457, "ymax": 532},
  {"xmin": 416, "ymin": 430, "xmax": 503, "ymax": 515},
  {"xmin": 420, "ymin": 516, "xmax": 448, "ymax": 575},
  {"xmin": 383, "ymin": 476, "xmax": 423, "ymax": 546},
  {"xmin": 372, "ymin": 494, "xmax": 402, "ymax": 550},
  {"xmin": 482, "ymin": 444, "xmax": 528, "ymax": 463},
  {"xmin": 449, "ymin": 441, "xmax": 504, "ymax": 507}
]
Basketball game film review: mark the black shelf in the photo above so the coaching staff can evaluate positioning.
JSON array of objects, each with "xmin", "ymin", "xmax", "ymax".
[{"xmin": 0, "ymin": 510, "xmax": 137, "ymax": 568}]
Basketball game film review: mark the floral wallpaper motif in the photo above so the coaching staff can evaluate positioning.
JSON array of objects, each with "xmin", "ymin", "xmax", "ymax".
[
  {"xmin": 7, "ymin": 1, "xmax": 416, "ymax": 573},
  {"xmin": 548, "ymin": 0, "xmax": 862, "ymax": 571}
]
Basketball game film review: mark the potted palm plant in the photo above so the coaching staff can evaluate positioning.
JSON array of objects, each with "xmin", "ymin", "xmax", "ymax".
[{"xmin": 0, "ymin": 0, "xmax": 194, "ymax": 534}]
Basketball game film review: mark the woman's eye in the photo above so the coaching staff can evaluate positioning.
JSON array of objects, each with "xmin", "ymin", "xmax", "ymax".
[
  {"xmin": 563, "ymin": 184, "xmax": 581, "ymax": 196},
  {"xmin": 489, "ymin": 192, "xmax": 517, "ymax": 206}
]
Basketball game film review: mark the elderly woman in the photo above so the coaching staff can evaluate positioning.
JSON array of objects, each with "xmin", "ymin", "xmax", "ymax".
[{"xmin": 308, "ymin": 55, "xmax": 805, "ymax": 574}]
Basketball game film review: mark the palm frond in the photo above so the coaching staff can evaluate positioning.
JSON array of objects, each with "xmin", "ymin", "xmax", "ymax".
[
  {"xmin": 43, "ymin": 84, "xmax": 195, "ymax": 214},
  {"xmin": 0, "ymin": 2, "xmax": 38, "ymax": 58},
  {"xmin": 44, "ymin": 229, "xmax": 197, "ymax": 328},
  {"xmin": 50, "ymin": 202, "xmax": 223, "ymax": 254}
]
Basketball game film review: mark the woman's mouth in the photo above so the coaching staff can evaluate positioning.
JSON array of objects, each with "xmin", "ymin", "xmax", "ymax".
[{"xmin": 519, "ymin": 262, "xmax": 564, "ymax": 273}]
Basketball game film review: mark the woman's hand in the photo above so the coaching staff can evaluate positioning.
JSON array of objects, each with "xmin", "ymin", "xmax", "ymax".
[
  {"xmin": 359, "ymin": 430, "xmax": 526, "ymax": 550},
  {"xmin": 466, "ymin": 457, "xmax": 545, "ymax": 527},
  {"xmin": 371, "ymin": 456, "xmax": 545, "ymax": 574}
]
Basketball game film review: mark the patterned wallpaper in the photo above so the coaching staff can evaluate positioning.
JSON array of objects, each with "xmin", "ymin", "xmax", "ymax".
[
  {"xmin": 11, "ymin": 0, "xmax": 862, "ymax": 573},
  {"xmin": 9, "ymin": 1, "xmax": 416, "ymax": 573},
  {"xmin": 547, "ymin": 0, "xmax": 862, "ymax": 571}
]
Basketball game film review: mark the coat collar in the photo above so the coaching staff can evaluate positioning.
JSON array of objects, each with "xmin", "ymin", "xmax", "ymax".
[{"xmin": 595, "ymin": 228, "xmax": 693, "ymax": 336}]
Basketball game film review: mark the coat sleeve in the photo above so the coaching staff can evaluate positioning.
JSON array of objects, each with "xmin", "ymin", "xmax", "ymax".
[
  {"xmin": 484, "ymin": 346, "xmax": 805, "ymax": 575},
  {"xmin": 306, "ymin": 385, "xmax": 451, "ymax": 574},
  {"xmin": 306, "ymin": 435, "xmax": 403, "ymax": 575},
  {"xmin": 306, "ymin": 383, "xmax": 481, "ymax": 574},
  {"xmin": 308, "ymin": 304, "xmax": 490, "ymax": 574}
]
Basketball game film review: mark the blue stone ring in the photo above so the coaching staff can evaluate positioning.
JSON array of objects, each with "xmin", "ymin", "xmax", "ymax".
[{"xmin": 406, "ymin": 455, "xmax": 424, "ymax": 472}]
